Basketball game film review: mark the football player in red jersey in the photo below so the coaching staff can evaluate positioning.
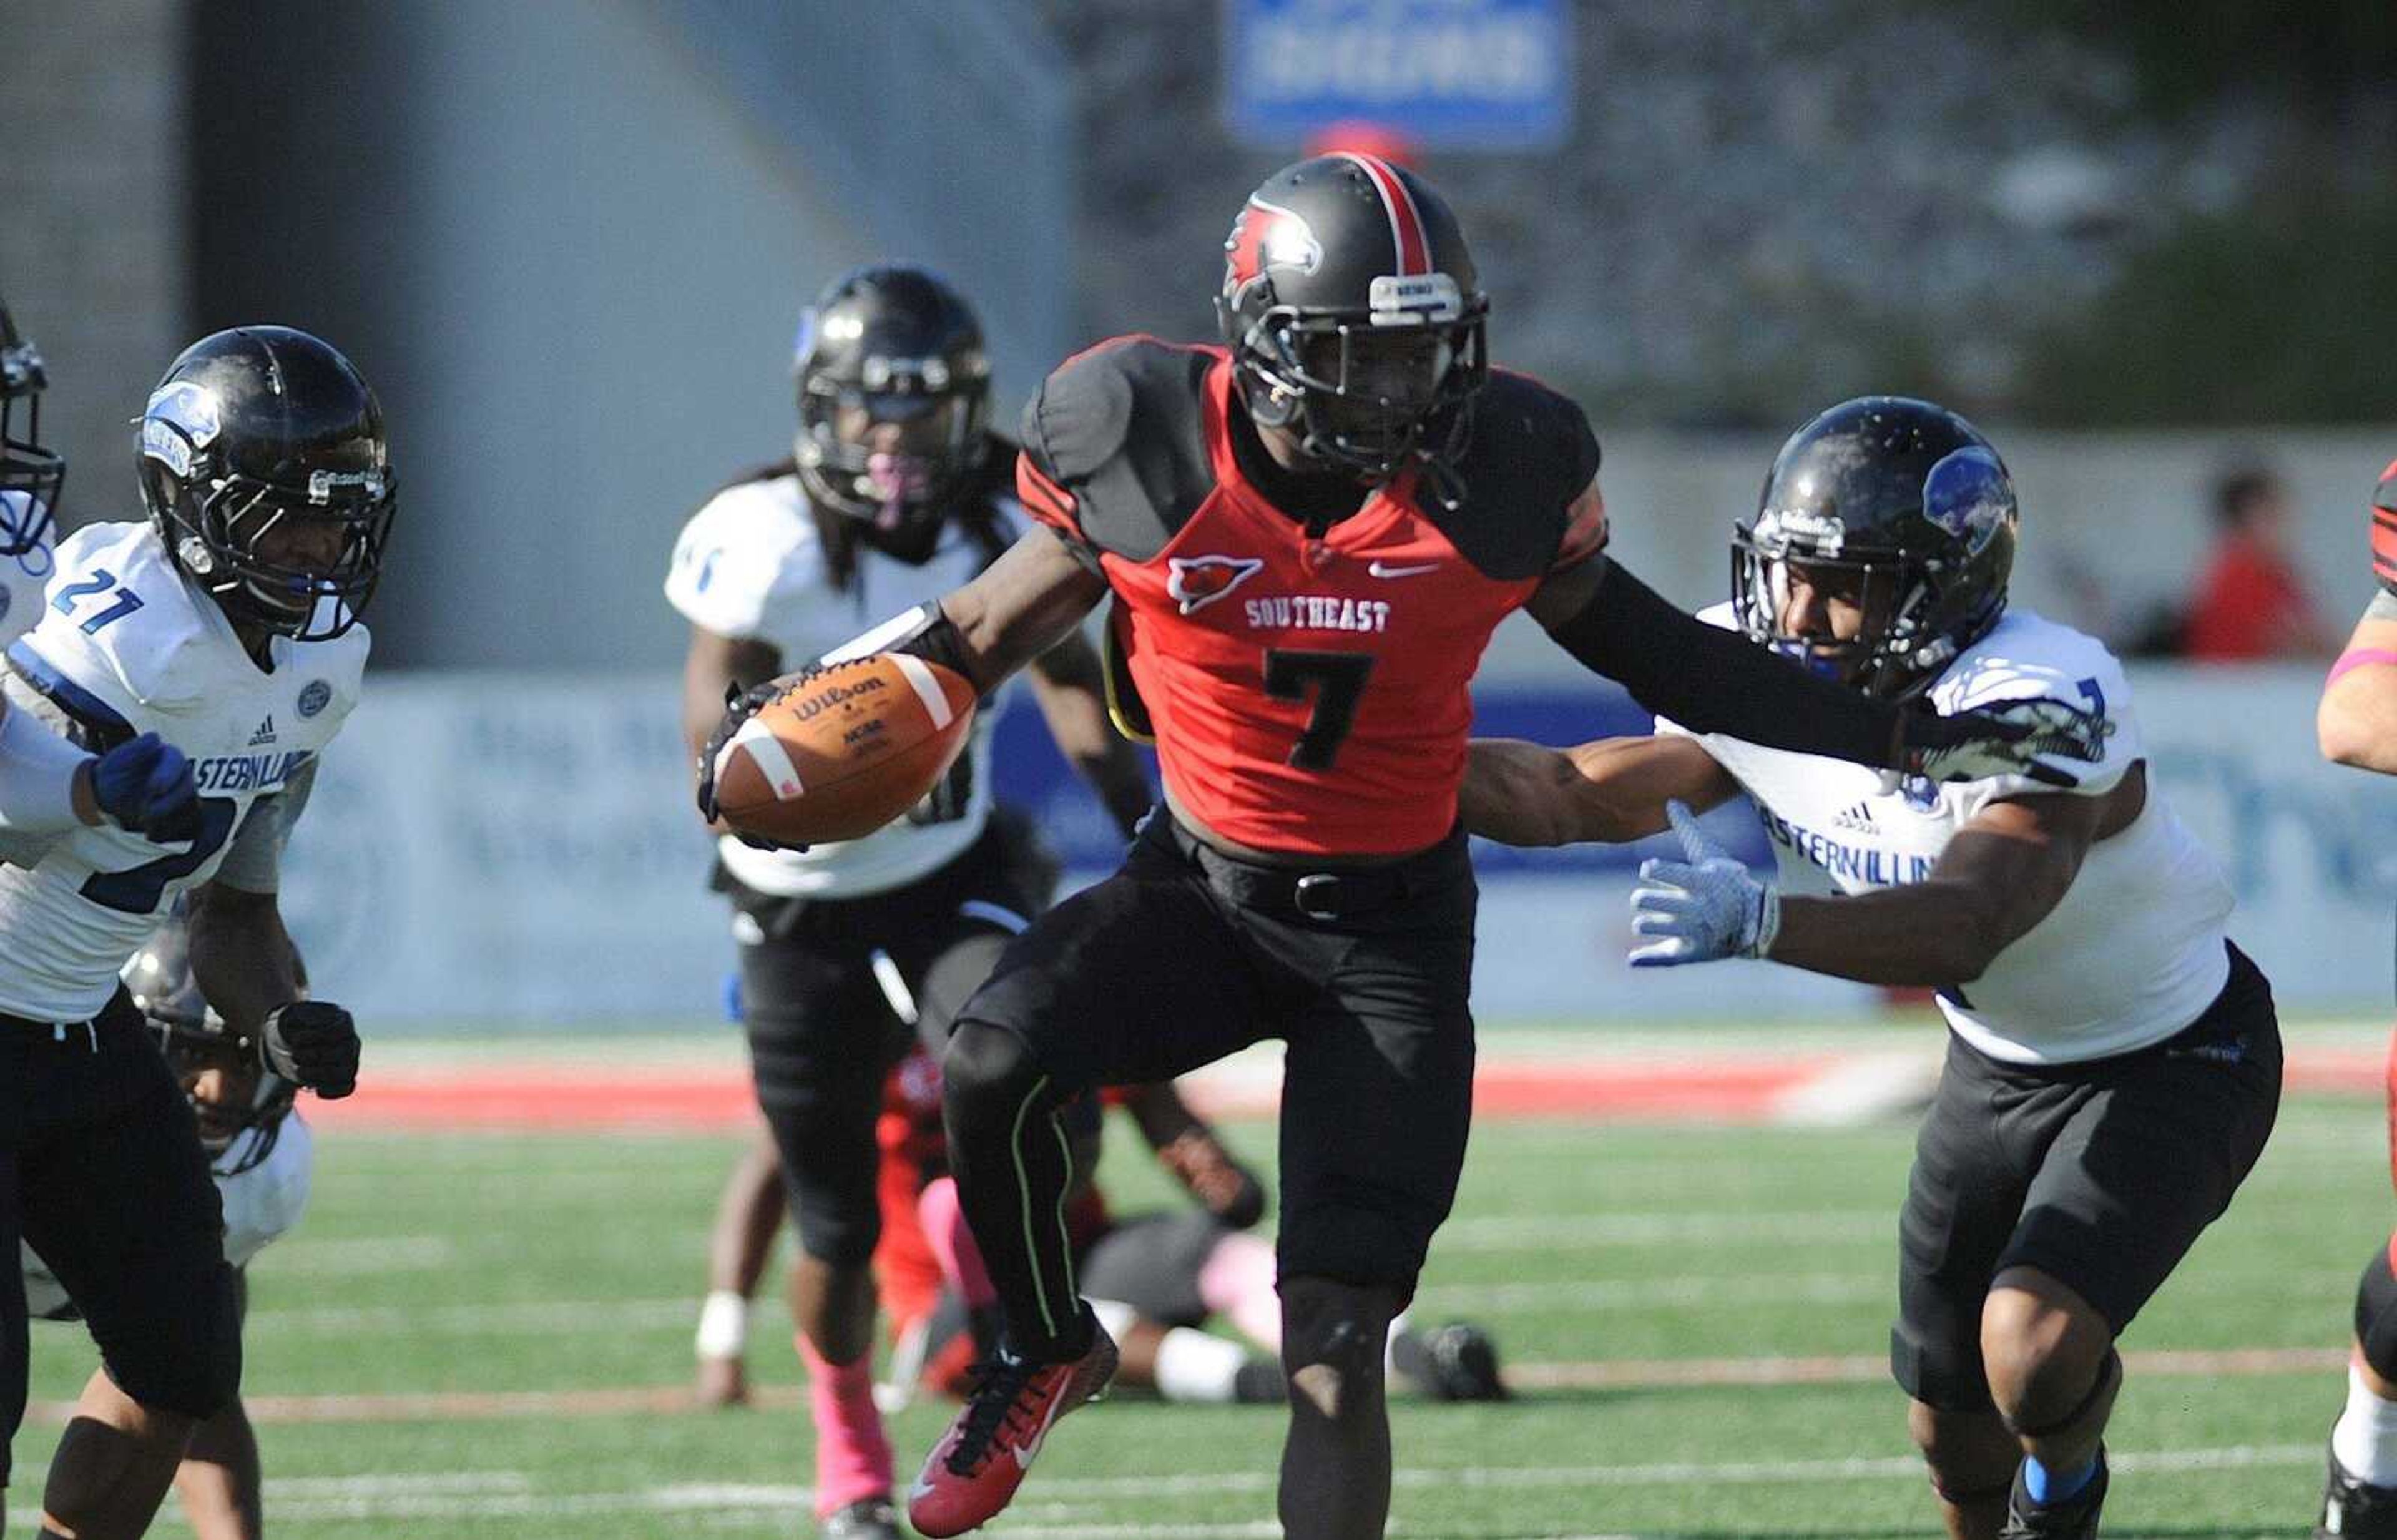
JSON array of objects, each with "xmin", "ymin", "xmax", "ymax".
[
  {"xmin": 2310, "ymin": 459, "xmax": 2397, "ymax": 1539},
  {"xmin": 699, "ymin": 155, "xmax": 2104, "ymax": 1539}
]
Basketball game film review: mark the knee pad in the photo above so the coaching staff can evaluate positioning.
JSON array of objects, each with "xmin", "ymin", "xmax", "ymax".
[{"xmin": 2355, "ymin": 1239, "xmax": 2397, "ymax": 1380}]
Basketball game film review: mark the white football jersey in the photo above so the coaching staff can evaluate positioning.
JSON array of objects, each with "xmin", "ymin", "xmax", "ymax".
[
  {"xmin": 0, "ymin": 493, "xmax": 57, "ymax": 650},
  {"xmin": 1661, "ymin": 606, "xmax": 2234, "ymax": 1065},
  {"xmin": 0, "ymin": 522, "xmax": 367, "ymax": 1021},
  {"xmin": 22, "ymin": 1111, "xmax": 312, "ymax": 1319},
  {"xmin": 664, "ymin": 471, "xmax": 1025, "ymax": 899}
]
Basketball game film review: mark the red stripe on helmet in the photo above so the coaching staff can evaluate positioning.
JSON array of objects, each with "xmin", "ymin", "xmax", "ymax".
[{"xmin": 1337, "ymin": 152, "xmax": 1429, "ymax": 276}]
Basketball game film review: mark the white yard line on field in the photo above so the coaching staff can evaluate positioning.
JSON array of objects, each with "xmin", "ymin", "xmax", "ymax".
[
  {"xmin": 0, "ymin": 1443, "xmax": 2315, "ymax": 1528},
  {"xmin": 20, "ymin": 1348, "xmax": 2345, "ymax": 1430}
]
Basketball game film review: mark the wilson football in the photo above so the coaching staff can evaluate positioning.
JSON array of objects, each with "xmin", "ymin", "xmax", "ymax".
[{"xmin": 712, "ymin": 654, "xmax": 977, "ymax": 846}]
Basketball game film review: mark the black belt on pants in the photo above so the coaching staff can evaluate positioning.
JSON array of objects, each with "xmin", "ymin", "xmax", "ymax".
[{"xmin": 1154, "ymin": 812, "xmax": 1464, "ymax": 923}]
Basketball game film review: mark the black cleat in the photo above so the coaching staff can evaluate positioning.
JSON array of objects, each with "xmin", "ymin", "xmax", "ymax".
[
  {"xmin": 822, "ymin": 1495, "xmax": 903, "ymax": 1540},
  {"xmin": 1999, "ymin": 1450, "xmax": 2107, "ymax": 1540},
  {"xmin": 1393, "ymin": 1320, "xmax": 1510, "ymax": 1403},
  {"xmin": 2318, "ymin": 1443, "xmax": 2397, "ymax": 1538}
]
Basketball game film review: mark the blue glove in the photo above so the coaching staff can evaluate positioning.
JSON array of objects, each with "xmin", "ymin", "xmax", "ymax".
[
  {"xmin": 1627, "ymin": 800, "xmax": 1780, "ymax": 968},
  {"xmin": 89, "ymin": 732, "xmax": 201, "ymax": 845}
]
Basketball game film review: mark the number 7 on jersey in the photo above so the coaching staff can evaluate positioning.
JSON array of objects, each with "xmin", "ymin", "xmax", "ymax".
[{"xmin": 1262, "ymin": 649, "xmax": 1375, "ymax": 771}]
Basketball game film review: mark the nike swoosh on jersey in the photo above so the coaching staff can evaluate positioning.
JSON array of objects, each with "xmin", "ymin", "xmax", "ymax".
[{"xmin": 1366, "ymin": 560, "xmax": 1439, "ymax": 578}]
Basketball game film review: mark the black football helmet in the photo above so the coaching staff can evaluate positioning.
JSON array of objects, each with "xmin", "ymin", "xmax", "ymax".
[
  {"xmin": 123, "ymin": 909, "xmax": 303, "ymax": 1177},
  {"xmin": 792, "ymin": 265, "xmax": 991, "ymax": 536},
  {"xmin": 1732, "ymin": 396, "xmax": 2019, "ymax": 700},
  {"xmin": 0, "ymin": 299, "xmax": 64, "ymax": 558},
  {"xmin": 1215, "ymin": 154, "xmax": 1489, "ymax": 479},
  {"xmin": 137, "ymin": 326, "xmax": 396, "ymax": 642}
]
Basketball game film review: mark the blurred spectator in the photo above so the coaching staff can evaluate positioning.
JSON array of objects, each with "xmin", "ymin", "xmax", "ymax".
[{"xmin": 2181, "ymin": 463, "xmax": 2332, "ymax": 660}]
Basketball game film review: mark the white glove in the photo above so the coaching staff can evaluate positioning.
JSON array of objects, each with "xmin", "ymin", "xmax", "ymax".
[{"xmin": 1627, "ymin": 800, "xmax": 1780, "ymax": 968}]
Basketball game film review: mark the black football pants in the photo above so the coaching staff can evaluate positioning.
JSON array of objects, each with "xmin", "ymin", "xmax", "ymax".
[
  {"xmin": 944, "ymin": 812, "xmax": 1478, "ymax": 1362},
  {"xmin": 0, "ymin": 990, "xmax": 240, "ymax": 1488}
]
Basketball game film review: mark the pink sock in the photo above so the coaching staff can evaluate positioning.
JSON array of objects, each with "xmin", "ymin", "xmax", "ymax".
[
  {"xmin": 919, "ymin": 1177, "xmax": 996, "ymax": 1308},
  {"xmin": 1198, "ymin": 1231, "xmax": 1282, "ymax": 1352},
  {"xmin": 797, "ymin": 1334, "xmax": 892, "ymax": 1516}
]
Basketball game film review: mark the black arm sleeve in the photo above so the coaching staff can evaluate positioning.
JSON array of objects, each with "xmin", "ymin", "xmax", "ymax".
[{"xmin": 1546, "ymin": 562, "xmax": 1903, "ymax": 770}]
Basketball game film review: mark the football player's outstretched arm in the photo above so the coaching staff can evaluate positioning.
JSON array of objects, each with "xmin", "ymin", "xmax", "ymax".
[
  {"xmin": 2320, "ymin": 597, "xmax": 2397, "ymax": 773},
  {"xmin": 1766, "ymin": 772, "xmax": 2135, "ymax": 985},
  {"xmin": 1524, "ymin": 541, "xmax": 2093, "ymax": 786},
  {"xmin": 1461, "ymin": 736, "xmax": 1737, "ymax": 846},
  {"xmin": 702, "ymin": 529, "xmax": 1108, "ymax": 780},
  {"xmin": 914, "ymin": 528, "xmax": 1113, "ymax": 690}
]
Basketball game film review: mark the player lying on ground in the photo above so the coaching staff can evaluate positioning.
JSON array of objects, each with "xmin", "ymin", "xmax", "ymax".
[
  {"xmin": 2305, "ymin": 457, "xmax": 2397, "ymax": 1539},
  {"xmin": 0, "ymin": 325, "xmax": 376, "ymax": 1539},
  {"xmin": 874, "ymin": 1074, "xmax": 1508, "ymax": 1411},
  {"xmin": 667, "ymin": 265, "xmax": 1146, "ymax": 1540},
  {"xmin": 1461, "ymin": 396, "xmax": 2281, "ymax": 1540},
  {"xmin": 24, "ymin": 906, "xmax": 314, "ymax": 1540},
  {"xmin": 699, "ymin": 155, "xmax": 2105, "ymax": 1540}
]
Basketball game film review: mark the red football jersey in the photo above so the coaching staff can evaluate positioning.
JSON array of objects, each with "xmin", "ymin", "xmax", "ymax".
[{"xmin": 1019, "ymin": 341, "xmax": 1603, "ymax": 856}]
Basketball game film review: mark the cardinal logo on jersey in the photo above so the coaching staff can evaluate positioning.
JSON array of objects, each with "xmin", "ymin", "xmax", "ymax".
[
  {"xmin": 1167, "ymin": 555, "xmax": 1265, "ymax": 616},
  {"xmin": 1223, "ymin": 197, "xmax": 1323, "ymax": 310}
]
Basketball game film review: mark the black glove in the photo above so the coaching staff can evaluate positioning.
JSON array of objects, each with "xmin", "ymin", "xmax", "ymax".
[
  {"xmin": 262, "ymin": 999, "xmax": 360, "ymax": 1099},
  {"xmin": 695, "ymin": 677, "xmax": 811, "ymax": 853},
  {"xmin": 89, "ymin": 732, "xmax": 202, "ymax": 844},
  {"xmin": 1894, "ymin": 697, "xmax": 2111, "ymax": 788},
  {"xmin": 695, "ymin": 679, "xmax": 785, "ymax": 823}
]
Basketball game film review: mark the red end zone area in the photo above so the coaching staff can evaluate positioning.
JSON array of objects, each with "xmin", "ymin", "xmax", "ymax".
[{"xmin": 300, "ymin": 1035, "xmax": 2395, "ymax": 1132}]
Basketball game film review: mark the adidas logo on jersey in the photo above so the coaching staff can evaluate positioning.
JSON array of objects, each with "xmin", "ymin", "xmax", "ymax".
[
  {"xmin": 1832, "ymin": 801, "xmax": 1876, "ymax": 835},
  {"xmin": 248, "ymin": 714, "xmax": 277, "ymax": 747}
]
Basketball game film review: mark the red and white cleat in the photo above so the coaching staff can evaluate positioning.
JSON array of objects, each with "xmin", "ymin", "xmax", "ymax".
[{"xmin": 906, "ymin": 1324, "xmax": 1119, "ymax": 1537}]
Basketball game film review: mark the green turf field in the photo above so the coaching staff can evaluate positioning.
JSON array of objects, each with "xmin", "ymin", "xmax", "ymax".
[{"xmin": 17, "ymin": 1080, "xmax": 2384, "ymax": 1536}]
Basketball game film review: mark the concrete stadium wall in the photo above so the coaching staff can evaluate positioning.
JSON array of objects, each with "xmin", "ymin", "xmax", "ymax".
[{"xmin": 0, "ymin": 0, "xmax": 187, "ymax": 506}]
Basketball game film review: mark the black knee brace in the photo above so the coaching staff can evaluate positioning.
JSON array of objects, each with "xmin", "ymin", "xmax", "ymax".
[{"xmin": 2355, "ymin": 1239, "xmax": 2397, "ymax": 1381}]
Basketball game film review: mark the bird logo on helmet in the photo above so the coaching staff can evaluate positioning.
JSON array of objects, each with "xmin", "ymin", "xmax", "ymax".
[
  {"xmin": 137, "ymin": 326, "xmax": 396, "ymax": 643},
  {"xmin": 1213, "ymin": 154, "xmax": 1489, "ymax": 482},
  {"xmin": 1732, "ymin": 396, "xmax": 2021, "ymax": 701}
]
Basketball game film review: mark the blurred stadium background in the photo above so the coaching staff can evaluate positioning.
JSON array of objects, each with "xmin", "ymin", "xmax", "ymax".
[{"xmin": 3, "ymin": 1, "xmax": 2396, "ymax": 1534}]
